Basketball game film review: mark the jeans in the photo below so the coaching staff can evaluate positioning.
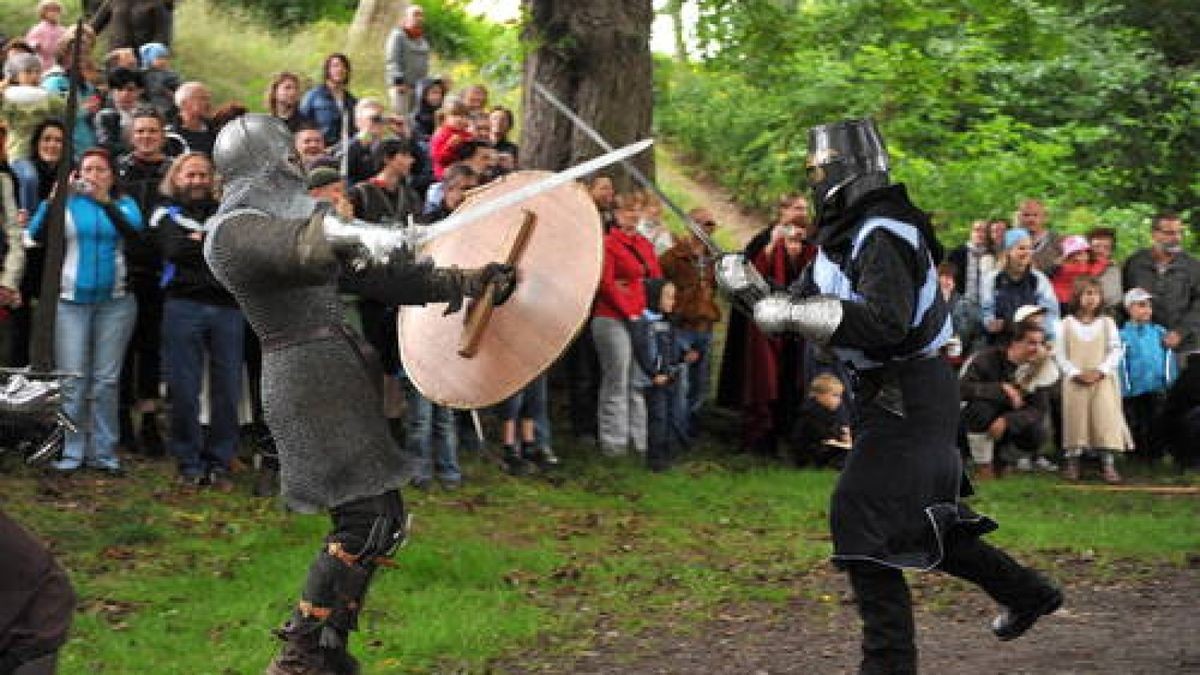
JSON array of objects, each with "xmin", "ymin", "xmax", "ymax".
[
  {"xmin": 10, "ymin": 159, "xmax": 39, "ymax": 212},
  {"xmin": 501, "ymin": 374, "xmax": 552, "ymax": 447},
  {"xmin": 162, "ymin": 299, "xmax": 245, "ymax": 478},
  {"xmin": 645, "ymin": 382, "xmax": 685, "ymax": 470},
  {"xmin": 53, "ymin": 295, "xmax": 137, "ymax": 470},
  {"xmin": 675, "ymin": 328, "xmax": 712, "ymax": 437},
  {"xmin": 401, "ymin": 376, "xmax": 460, "ymax": 484},
  {"xmin": 591, "ymin": 317, "xmax": 647, "ymax": 454}
]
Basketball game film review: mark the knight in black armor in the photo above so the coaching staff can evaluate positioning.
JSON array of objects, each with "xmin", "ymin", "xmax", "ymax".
[
  {"xmin": 717, "ymin": 119, "xmax": 1062, "ymax": 674},
  {"xmin": 203, "ymin": 114, "xmax": 514, "ymax": 674}
]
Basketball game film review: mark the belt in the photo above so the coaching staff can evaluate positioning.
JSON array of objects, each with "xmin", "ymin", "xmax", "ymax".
[{"xmin": 261, "ymin": 324, "xmax": 347, "ymax": 353}]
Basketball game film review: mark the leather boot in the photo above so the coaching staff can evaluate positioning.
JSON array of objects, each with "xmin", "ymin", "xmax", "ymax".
[
  {"xmin": 265, "ymin": 616, "xmax": 358, "ymax": 675},
  {"xmin": 847, "ymin": 564, "xmax": 917, "ymax": 675}
]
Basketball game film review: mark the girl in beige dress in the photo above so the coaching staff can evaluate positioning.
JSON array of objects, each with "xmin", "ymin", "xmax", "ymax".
[{"xmin": 1054, "ymin": 276, "xmax": 1131, "ymax": 482}]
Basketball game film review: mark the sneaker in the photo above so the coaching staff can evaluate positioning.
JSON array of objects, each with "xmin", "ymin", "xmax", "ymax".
[
  {"xmin": 1102, "ymin": 465, "xmax": 1122, "ymax": 484},
  {"xmin": 1015, "ymin": 457, "xmax": 1033, "ymax": 472},
  {"xmin": 523, "ymin": 444, "xmax": 560, "ymax": 469},
  {"xmin": 1034, "ymin": 456, "xmax": 1058, "ymax": 472},
  {"xmin": 992, "ymin": 586, "xmax": 1064, "ymax": 641},
  {"xmin": 502, "ymin": 445, "xmax": 532, "ymax": 476}
]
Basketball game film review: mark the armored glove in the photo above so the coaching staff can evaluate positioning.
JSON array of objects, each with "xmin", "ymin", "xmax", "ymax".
[
  {"xmin": 0, "ymin": 374, "xmax": 63, "ymax": 417},
  {"xmin": 715, "ymin": 253, "xmax": 770, "ymax": 314},
  {"xmin": 752, "ymin": 293, "xmax": 844, "ymax": 343},
  {"xmin": 317, "ymin": 205, "xmax": 415, "ymax": 270},
  {"xmin": 463, "ymin": 263, "xmax": 518, "ymax": 306}
]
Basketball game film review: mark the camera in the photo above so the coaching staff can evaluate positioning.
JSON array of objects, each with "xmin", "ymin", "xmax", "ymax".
[{"xmin": 71, "ymin": 178, "xmax": 91, "ymax": 194}]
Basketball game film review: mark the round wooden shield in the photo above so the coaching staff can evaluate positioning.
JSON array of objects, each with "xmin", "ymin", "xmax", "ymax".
[{"xmin": 397, "ymin": 171, "xmax": 604, "ymax": 409}]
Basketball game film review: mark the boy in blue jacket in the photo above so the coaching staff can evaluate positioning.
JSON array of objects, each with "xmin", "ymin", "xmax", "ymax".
[
  {"xmin": 1119, "ymin": 288, "xmax": 1177, "ymax": 464},
  {"xmin": 631, "ymin": 279, "xmax": 687, "ymax": 472}
]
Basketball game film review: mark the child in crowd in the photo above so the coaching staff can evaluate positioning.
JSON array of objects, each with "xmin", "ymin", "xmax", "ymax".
[
  {"xmin": 25, "ymin": 0, "xmax": 65, "ymax": 72},
  {"xmin": 631, "ymin": 278, "xmax": 686, "ymax": 472},
  {"xmin": 1054, "ymin": 276, "xmax": 1129, "ymax": 482},
  {"xmin": 139, "ymin": 42, "xmax": 180, "ymax": 118},
  {"xmin": 498, "ymin": 375, "xmax": 559, "ymax": 475},
  {"xmin": 1118, "ymin": 288, "xmax": 1176, "ymax": 465},
  {"xmin": 103, "ymin": 46, "xmax": 137, "ymax": 75},
  {"xmin": 794, "ymin": 372, "xmax": 852, "ymax": 469},
  {"xmin": 429, "ymin": 95, "xmax": 471, "ymax": 180},
  {"xmin": 0, "ymin": 52, "xmax": 65, "ymax": 210},
  {"xmin": 937, "ymin": 261, "xmax": 972, "ymax": 364},
  {"xmin": 1050, "ymin": 234, "xmax": 1104, "ymax": 314}
]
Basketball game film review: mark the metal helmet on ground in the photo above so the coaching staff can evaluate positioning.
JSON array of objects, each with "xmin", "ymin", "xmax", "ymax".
[{"xmin": 805, "ymin": 118, "xmax": 890, "ymax": 221}]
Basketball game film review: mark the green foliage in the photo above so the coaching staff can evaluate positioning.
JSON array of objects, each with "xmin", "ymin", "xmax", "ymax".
[
  {"xmin": 205, "ymin": 0, "xmax": 354, "ymax": 29},
  {"xmin": 658, "ymin": 0, "xmax": 1198, "ymax": 241}
]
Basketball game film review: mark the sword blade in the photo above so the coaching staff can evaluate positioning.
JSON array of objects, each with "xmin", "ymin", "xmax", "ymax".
[
  {"xmin": 410, "ymin": 139, "xmax": 654, "ymax": 247},
  {"xmin": 532, "ymin": 82, "xmax": 725, "ymax": 256}
]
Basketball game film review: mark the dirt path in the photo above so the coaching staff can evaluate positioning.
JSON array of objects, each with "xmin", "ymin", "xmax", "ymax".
[
  {"xmin": 497, "ymin": 564, "xmax": 1200, "ymax": 674},
  {"xmin": 657, "ymin": 148, "xmax": 766, "ymax": 247}
]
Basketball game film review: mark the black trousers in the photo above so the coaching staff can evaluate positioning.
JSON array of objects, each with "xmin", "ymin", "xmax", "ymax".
[
  {"xmin": 845, "ymin": 534, "xmax": 1051, "ymax": 675},
  {"xmin": 1123, "ymin": 393, "xmax": 1164, "ymax": 462}
]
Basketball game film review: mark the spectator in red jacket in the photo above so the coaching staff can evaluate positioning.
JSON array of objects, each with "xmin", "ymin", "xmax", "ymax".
[
  {"xmin": 591, "ymin": 191, "xmax": 662, "ymax": 457},
  {"xmin": 428, "ymin": 96, "xmax": 471, "ymax": 180}
]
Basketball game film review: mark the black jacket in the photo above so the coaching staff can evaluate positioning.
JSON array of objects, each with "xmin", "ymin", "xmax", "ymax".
[{"xmin": 157, "ymin": 197, "xmax": 235, "ymax": 306}]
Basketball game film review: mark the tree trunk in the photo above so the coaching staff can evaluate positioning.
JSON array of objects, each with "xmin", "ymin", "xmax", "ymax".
[
  {"xmin": 668, "ymin": 0, "xmax": 688, "ymax": 62},
  {"xmin": 347, "ymin": 0, "xmax": 402, "ymax": 49},
  {"xmin": 520, "ymin": 0, "xmax": 655, "ymax": 189}
]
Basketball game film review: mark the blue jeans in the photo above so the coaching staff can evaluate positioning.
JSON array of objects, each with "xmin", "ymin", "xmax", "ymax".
[
  {"xmin": 400, "ymin": 376, "xmax": 460, "ymax": 484},
  {"xmin": 11, "ymin": 159, "xmax": 39, "ymax": 212},
  {"xmin": 675, "ymin": 328, "xmax": 713, "ymax": 436},
  {"xmin": 500, "ymin": 374, "xmax": 552, "ymax": 447},
  {"xmin": 162, "ymin": 299, "xmax": 245, "ymax": 478},
  {"xmin": 53, "ymin": 295, "xmax": 137, "ymax": 470},
  {"xmin": 645, "ymin": 382, "xmax": 684, "ymax": 470}
]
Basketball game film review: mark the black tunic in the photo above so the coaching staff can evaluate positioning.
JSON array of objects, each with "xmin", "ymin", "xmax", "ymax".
[{"xmin": 815, "ymin": 186, "xmax": 995, "ymax": 570}]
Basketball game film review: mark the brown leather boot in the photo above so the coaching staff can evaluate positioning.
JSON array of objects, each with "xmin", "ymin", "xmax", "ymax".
[
  {"xmin": 974, "ymin": 463, "xmax": 996, "ymax": 481},
  {"xmin": 265, "ymin": 617, "xmax": 358, "ymax": 675}
]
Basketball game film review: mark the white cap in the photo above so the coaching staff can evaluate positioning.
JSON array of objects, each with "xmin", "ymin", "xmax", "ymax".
[
  {"xmin": 1014, "ymin": 305, "xmax": 1047, "ymax": 324},
  {"xmin": 1123, "ymin": 287, "xmax": 1153, "ymax": 307}
]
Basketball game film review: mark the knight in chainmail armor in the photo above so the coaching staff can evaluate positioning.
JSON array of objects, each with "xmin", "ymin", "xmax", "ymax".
[
  {"xmin": 717, "ymin": 119, "xmax": 1062, "ymax": 675},
  {"xmin": 204, "ymin": 114, "xmax": 514, "ymax": 675}
]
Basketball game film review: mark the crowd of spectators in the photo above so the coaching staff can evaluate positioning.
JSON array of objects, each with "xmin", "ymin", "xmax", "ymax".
[{"xmin": 0, "ymin": 3, "xmax": 1196, "ymax": 495}]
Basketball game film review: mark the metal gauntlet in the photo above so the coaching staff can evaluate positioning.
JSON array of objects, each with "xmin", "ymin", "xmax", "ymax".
[
  {"xmin": 715, "ymin": 254, "xmax": 770, "ymax": 314},
  {"xmin": 752, "ymin": 293, "xmax": 844, "ymax": 343},
  {"xmin": 318, "ymin": 208, "xmax": 416, "ymax": 270}
]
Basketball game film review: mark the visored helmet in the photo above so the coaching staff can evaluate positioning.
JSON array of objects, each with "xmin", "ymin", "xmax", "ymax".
[
  {"xmin": 805, "ymin": 118, "xmax": 890, "ymax": 221},
  {"xmin": 212, "ymin": 113, "xmax": 306, "ymax": 185}
]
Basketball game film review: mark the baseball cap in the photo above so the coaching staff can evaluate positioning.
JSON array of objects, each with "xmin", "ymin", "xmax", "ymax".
[
  {"xmin": 1123, "ymin": 287, "xmax": 1153, "ymax": 307},
  {"xmin": 1013, "ymin": 305, "xmax": 1047, "ymax": 324},
  {"xmin": 1061, "ymin": 234, "xmax": 1090, "ymax": 257}
]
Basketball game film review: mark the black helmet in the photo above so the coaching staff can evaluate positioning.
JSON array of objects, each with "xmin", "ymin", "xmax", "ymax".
[{"xmin": 805, "ymin": 118, "xmax": 890, "ymax": 222}]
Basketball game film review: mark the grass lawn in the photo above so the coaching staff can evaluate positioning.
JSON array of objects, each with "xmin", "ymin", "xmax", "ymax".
[{"xmin": 2, "ymin": 441, "xmax": 1196, "ymax": 674}]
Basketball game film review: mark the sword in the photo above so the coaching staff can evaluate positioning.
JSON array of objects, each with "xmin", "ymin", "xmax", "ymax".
[
  {"xmin": 411, "ymin": 138, "xmax": 654, "ymax": 247},
  {"xmin": 532, "ymin": 82, "xmax": 724, "ymax": 256}
]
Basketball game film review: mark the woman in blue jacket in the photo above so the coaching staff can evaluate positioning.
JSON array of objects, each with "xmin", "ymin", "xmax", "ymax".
[{"xmin": 29, "ymin": 148, "xmax": 143, "ymax": 474}]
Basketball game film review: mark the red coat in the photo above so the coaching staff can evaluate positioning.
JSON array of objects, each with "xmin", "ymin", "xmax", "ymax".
[
  {"xmin": 1051, "ymin": 259, "xmax": 1107, "ymax": 304},
  {"xmin": 429, "ymin": 124, "xmax": 471, "ymax": 179},
  {"xmin": 593, "ymin": 228, "xmax": 662, "ymax": 320}
]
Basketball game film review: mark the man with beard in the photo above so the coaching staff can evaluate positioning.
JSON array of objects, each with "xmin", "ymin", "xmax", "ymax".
[
  {"xmin": 717, "ymin": 119, "xmax": 1062, "ymax": 674},
  {"xmin": 116, "ymin": 107, "xmax": 174, "ymax": 456},
  {"xmin": 203, "ymin": 114, "xmax": 514, "ymax": 674},
  {"xmin": 154, "ymin": 152, "xmax": 243, "ymax": 489}
]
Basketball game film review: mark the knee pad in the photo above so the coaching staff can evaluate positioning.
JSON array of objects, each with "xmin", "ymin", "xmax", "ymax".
[{"xmin": 329, "ymin": 490, "xmax": 409, "ymax": 561}]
